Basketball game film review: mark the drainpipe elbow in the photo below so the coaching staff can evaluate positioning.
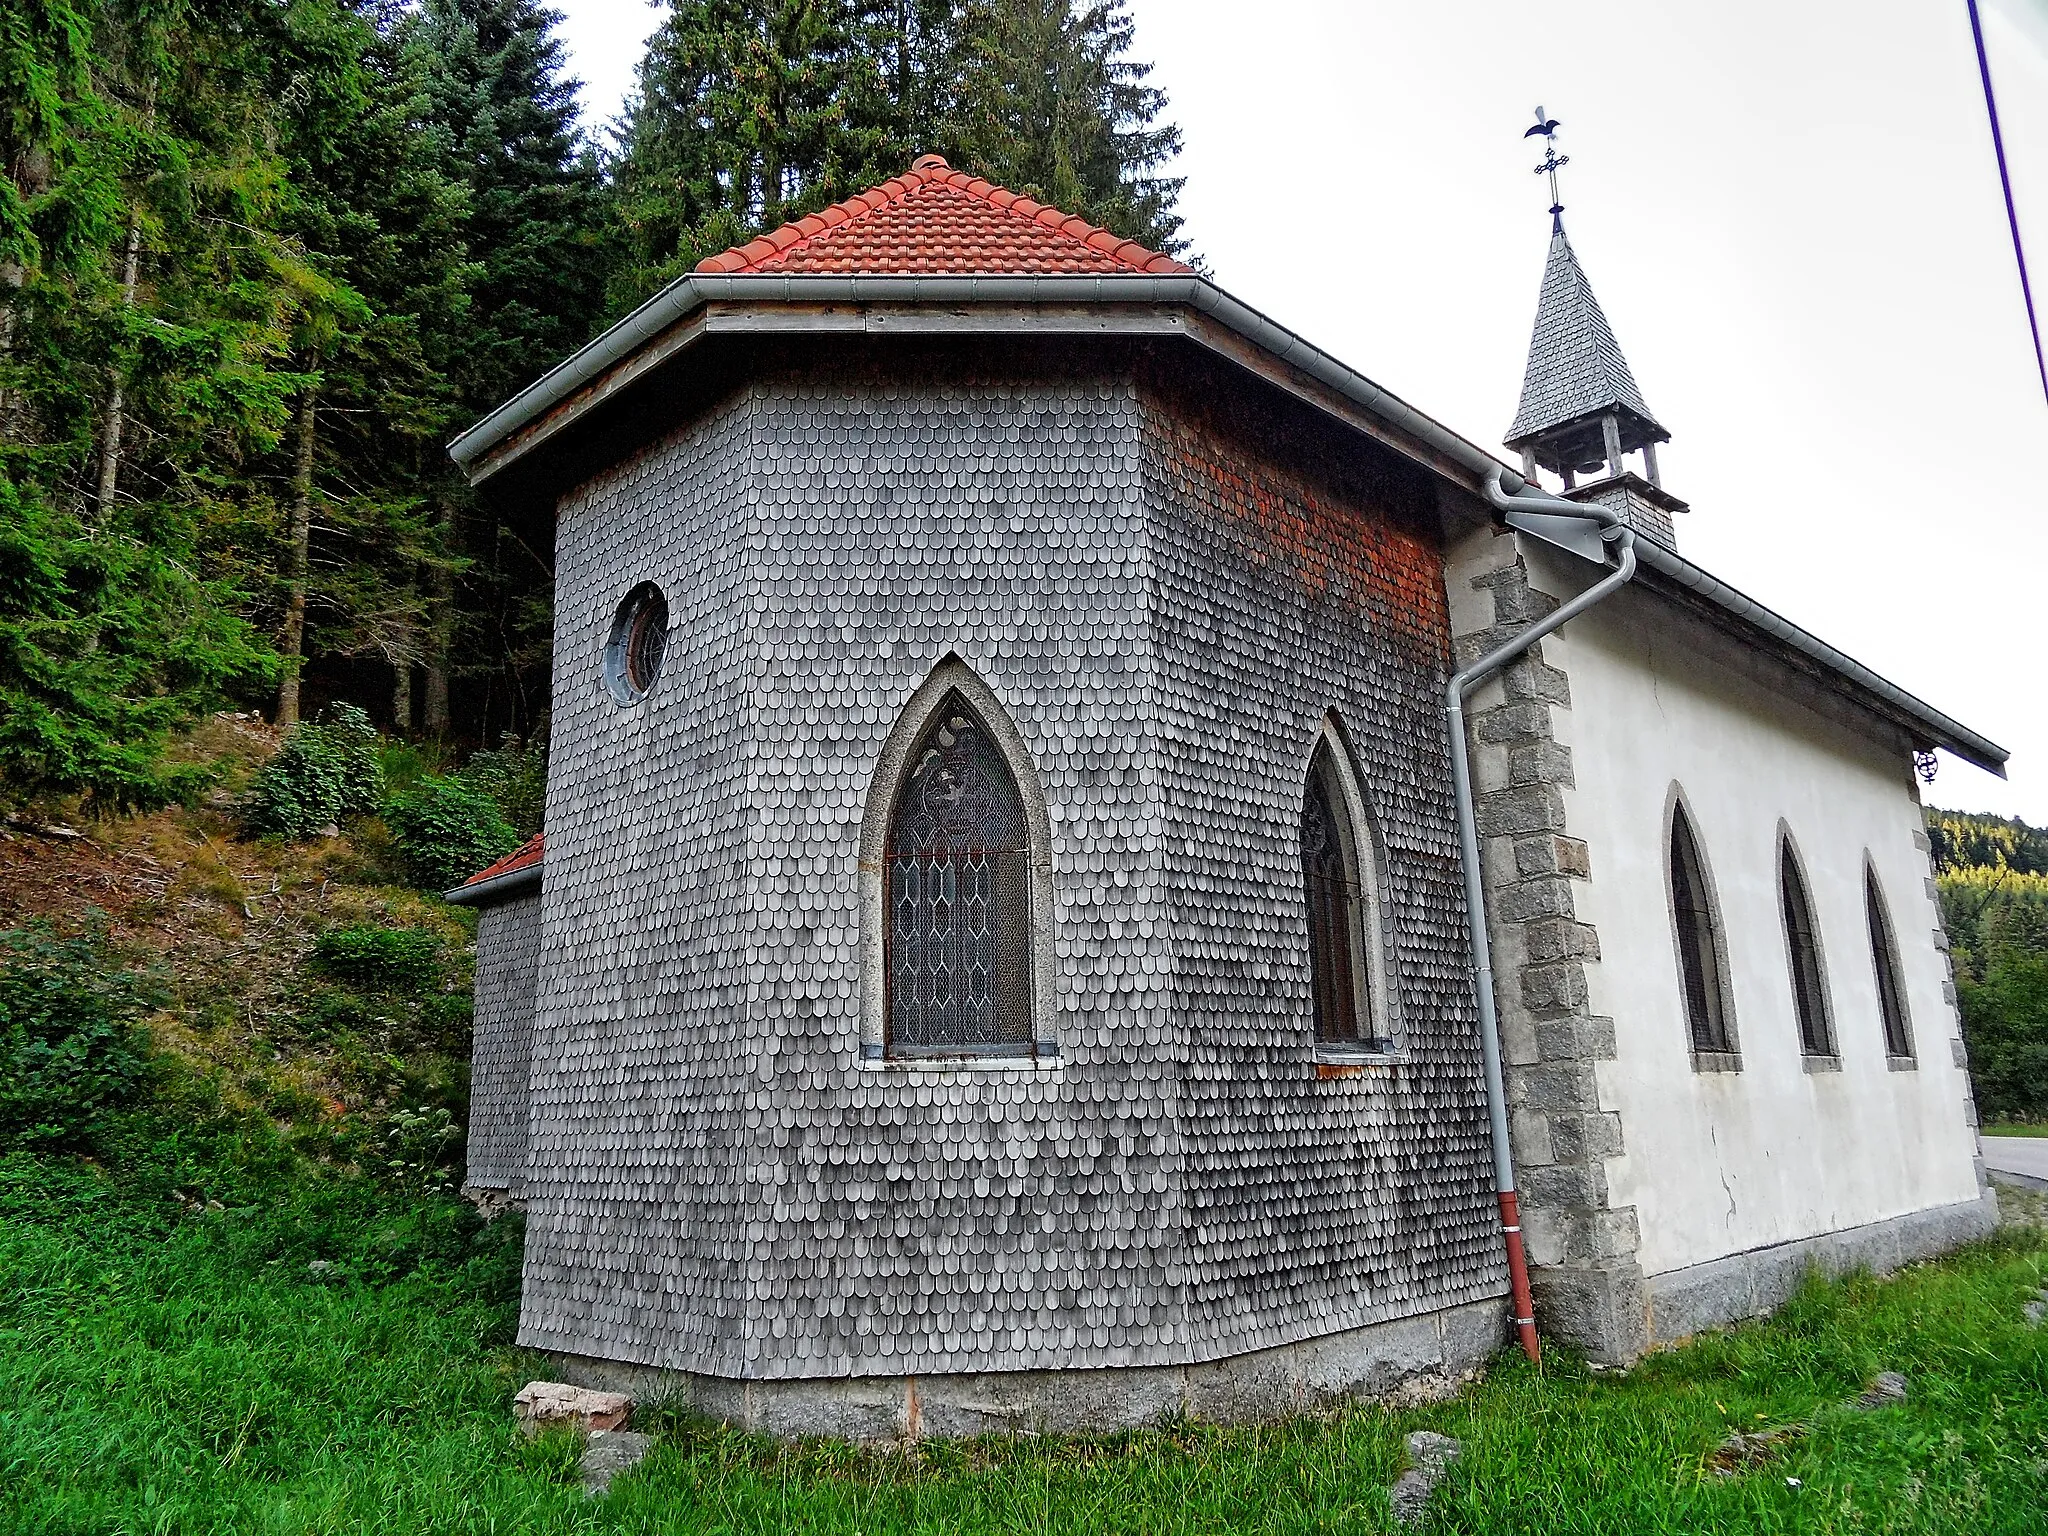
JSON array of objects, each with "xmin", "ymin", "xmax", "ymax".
[{"xmin": 1478, "ymin": 461, "xmax": 1627, "ymax": 532}]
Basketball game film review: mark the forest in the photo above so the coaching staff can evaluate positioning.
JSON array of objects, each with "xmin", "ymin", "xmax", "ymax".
[
  {"xmin": 1, "ymin": 0, "xmax": 1185, "ymax": 812},
  {"xmin": 1930, "ymin": 807, "xmax": 2048, "ymax": 1123}
]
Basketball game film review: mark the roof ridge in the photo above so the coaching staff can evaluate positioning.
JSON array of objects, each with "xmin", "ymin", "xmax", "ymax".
[{"xmin": 694, "ymin": 155, "xmax": 1189, "ymax": 276}]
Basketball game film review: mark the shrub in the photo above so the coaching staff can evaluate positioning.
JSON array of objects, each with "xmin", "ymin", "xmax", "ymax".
[
  {"xmin": 381, "ymin": 1104, "xmax": 463, "ymax": 1190},
  {"xmin": 313, "ymin": 925, "xmax": 442, "ymax": 994},
  {"xmin": 1960, "ymin": 948, "xmax": 2048, "ymax": 1123},
  {"xmin": 239, "ymin": 705, "xmax": 383, "ymax": 840},
  {"xmin": 0, "ymin": 918, "xmax": 158, "ymax": 1149},
  {"xmin": 457, "ymin": 733, "xmax": 547, "ymax": 838},
  {"xmin": 384, "ymin": 776, "xmax": 518, "ymax": 892}
]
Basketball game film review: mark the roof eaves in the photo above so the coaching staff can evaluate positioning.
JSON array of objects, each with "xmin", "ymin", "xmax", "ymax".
[
  {"xmin": 444, "ymin": 278, "xmax": 2006, "ymax": 778},
  {"xmin": 443, "ymin": 856, "xmax": 543, "ymax": 907},
  {"xmin": 446, "ymin": 273, "xmax": 1504, "ymax": 491},
  {"xmin": 1624, "ymin": 540, "xmax": 2006, "ymax": 775}
]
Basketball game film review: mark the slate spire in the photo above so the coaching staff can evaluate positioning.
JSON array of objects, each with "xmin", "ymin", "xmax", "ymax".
[{"xmin": 1503, "ymin": 224, "xmax": 1670, "ymax": 489}]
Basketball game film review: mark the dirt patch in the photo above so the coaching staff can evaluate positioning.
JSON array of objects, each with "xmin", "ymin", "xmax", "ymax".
[
  {"xmin": 0, "ymin": 718, "xmax": 474, "ymax": 1149},
  {"xmin": 1706, "ymin": 1423, "xmax": 1806, "ymax": 1477}
]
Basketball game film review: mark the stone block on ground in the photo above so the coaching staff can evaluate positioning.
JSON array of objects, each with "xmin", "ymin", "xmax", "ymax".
[
  {"xmin": 514, "ymin": 1381, "xmax": 634, "ymax": 1433},
  {"xmin": 1850, "ymin": 1371, "xmax": 1908, "ymax": 1410},
  {"xmin": 580, "ymin": 1430, "xmax": 656, "ymax": 1496}
]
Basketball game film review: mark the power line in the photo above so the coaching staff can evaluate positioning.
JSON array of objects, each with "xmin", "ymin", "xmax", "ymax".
[{"xmin": 1966, "ymin": 0, "xmax": 2048, "ymax": 408}]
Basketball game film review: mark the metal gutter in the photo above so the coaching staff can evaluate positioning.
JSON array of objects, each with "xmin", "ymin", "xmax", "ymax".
[
  {"xmin": 1450, "ymin": 471, "xmax": 1641, "ymax": 1364},
  {"xmin": 1626, "ymin": 540, "xmax": 2006, "ymax": 774},
  {"xmin": 443, "ymin": 860, "xmax": 543, "ymax": 907},
  {"xmin": 446, "ymin": 274, "xmax": 2007, "ymax": 777}
]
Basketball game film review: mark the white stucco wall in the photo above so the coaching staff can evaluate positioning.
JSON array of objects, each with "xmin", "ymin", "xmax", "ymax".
[{"xmin": 1525, "ymin": 543, "xmax": 1982, "ymax": 1279}]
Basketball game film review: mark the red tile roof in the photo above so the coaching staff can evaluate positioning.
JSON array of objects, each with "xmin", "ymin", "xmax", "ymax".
[
  {"xmin": 460, "ymin": 832, "xmax": 544, "ymax": 888},
  {"xmin": 694, "ymin": 155, "xmax": 1191, "ymax": 277}
]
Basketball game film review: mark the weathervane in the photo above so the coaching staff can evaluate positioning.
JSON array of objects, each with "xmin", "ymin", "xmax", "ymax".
[{"xmin": 1525, "ymin": 106, "xmax": 1567, "ymax": 232}]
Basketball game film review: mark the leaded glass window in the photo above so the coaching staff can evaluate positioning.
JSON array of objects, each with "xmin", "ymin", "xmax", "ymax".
[
  {"xmin": 1866, "ymin": 868, "xmax": 1913, "ymax": 1059},
  {"xmin": 1669, "ymin": 804, "xmax": 1733, "ymax": 1054},
  {"xmin": 1302, "ymin": 739, "xmax": 1388, "ymax": 1050},
  {"xmin": 885, "ymin": 695, "xmax": 1033, "ymax": 1056},
  {"xmin": 1780, "ymin": 841, "xmax": 1834, "ymax": 1056}
]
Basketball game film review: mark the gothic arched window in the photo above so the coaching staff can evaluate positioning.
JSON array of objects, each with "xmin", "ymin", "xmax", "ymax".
[
  {"xmin": 1779, "ymin": 835, "xmax": 1835, "ymax": 1057},
  {"xmin": 1301, "ymin": 733, "xmax": 1392, "ymax": 1052},
  {"xmin": 1865, "ymin": 866, "xmax": 1913, "ymax": 1060},
  {"xmin": 1668, "ymin": 800, "xmax": 1735, "ymax": 1056},
  {"xmin": 884, "ymin": 694, "xmax": 1034, "ymax": 1056}
]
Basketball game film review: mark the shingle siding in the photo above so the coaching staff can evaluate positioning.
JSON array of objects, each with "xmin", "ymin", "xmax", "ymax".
[
  {"xmin": 510, "ymin": 369, "xmax": 1503, "ymax": 1385},
  {"xmin": 466, "ymin": 891, "xmax": 542, "ymax": 1192},
  {"xmin": 1142, "ymin": 398, "xmax": 1506, "ymax": 1359}
]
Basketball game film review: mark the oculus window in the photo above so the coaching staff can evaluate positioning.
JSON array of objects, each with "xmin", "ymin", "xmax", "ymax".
[{"xmin": 603, "ymin": 583, "xmax": 668, "ymax": 705}]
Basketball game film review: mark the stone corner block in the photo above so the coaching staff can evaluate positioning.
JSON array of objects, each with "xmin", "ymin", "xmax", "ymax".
[{"xmin": 1530, "ymin": 1261, "xmax": 1648, "ymax": 1365}]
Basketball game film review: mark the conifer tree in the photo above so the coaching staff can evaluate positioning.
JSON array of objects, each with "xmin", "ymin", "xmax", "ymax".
[
  {"xmin": 610, "ymin": 0, "xmax": 904, "ymax": 306},
  {"xmin": 0, "ymin": 0, "xmax": 300, "ymax": 806},
  {"xmin": 264, "ymin": 0, "xmax": 472, "ymax": 727},
  {"xmin": 407, "ymin": 0, "xmax": 608, "ymax": 739},
  {"xmin": 948, "ymin": 0, "xmax": 1183, "ymax": 253},
  {"xmin": 408, "ymin": 0, "xmax": 609, "ymax": 408}
]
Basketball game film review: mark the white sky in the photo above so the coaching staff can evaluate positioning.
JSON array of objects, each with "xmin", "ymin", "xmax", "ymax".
[{"xmin": 550, "ymin": 0, "xmax": 2048, "ymax": 823}]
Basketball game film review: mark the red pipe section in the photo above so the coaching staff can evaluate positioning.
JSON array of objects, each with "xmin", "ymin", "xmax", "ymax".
[{"xmin": 1498, "ymin": 1190, "xmax": 1541, "ymax": 1363}]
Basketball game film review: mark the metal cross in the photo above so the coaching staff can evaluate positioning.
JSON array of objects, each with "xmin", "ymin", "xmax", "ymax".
[{"xmin": 1525, "ymin": 106, "xmax": 1568, "ymax": 231}]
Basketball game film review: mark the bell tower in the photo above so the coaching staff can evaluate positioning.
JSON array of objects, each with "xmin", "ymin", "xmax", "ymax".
[{"xmin": 1504, "ymin": 110, "xmax": 1687, "ymax": 548}]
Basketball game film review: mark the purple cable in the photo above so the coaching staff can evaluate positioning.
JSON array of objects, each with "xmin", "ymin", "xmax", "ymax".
[{"xmin": 1966, "ymin": 0, "xmax": 2048, "ymax": 408}]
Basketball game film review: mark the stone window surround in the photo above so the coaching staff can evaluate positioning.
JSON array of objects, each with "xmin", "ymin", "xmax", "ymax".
[
  {"xmin": 1303, "ymin": 710, "xmax": 1406, "ymax": 1066},
  {"xmin": 1775, "ymin": 821, "xmax": 1839, "ymax": 1061},
  {"xmin": 1863, "ymin": 853, "xmax": 1917, "ymax": 1065},
  {"xmin": 856, "ymin": 655, "xmax": 1060, "ymax": 1066},
  {"xmin": 1660, "ymin": 782, "xmax": 1742, "ymax": 1071}
]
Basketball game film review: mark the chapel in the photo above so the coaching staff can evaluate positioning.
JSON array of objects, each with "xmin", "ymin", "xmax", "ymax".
[{"xmin": 445, "ymin": 154, "xmax": 2002, "ymax": 1436}]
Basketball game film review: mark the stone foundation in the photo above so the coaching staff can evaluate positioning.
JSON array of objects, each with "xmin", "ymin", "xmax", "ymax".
[
  {"xmin": 540, "ymin": 1297, "xmax": 1508, "ymax": 1442},
  {"xmin": 1644, "ymin": 1192, "xmax": 2000, "ymax": 1346}
]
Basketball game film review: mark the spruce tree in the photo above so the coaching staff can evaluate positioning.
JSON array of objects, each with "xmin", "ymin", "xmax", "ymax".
[
  {"xmin": 263, "ymin": 0, "xmax": 471, "ymax": 728},
  {"xmin": 949, "ymin": 0, "xmax": 1183, "ymax": 253},
  {"xmin": 407, "ymin": 0, "xmax": 609, "ymax": 408},
  {"xmin": 0, "ymin": 0, "xmax": 301, "ymax": 807},
  {"xmin": 407, "ymin": 0, "xmax": 609, "ymax": 740},
  {"xmin": 611, "ymin": 0, "xmax": 908, "ymax": 306}
]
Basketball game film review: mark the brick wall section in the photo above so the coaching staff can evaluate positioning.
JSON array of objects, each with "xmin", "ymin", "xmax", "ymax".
[
  {"xmin": 465, "ymin": 890, "xmax": 543, "ymax": 1193},
  {"xmin": 1455, "ymin": 529, "xmax": 1646, "ymax": 1361},
  {"xmin": 1141, "ymin": 395, "xmax": 1508, "ymax": 1361}
]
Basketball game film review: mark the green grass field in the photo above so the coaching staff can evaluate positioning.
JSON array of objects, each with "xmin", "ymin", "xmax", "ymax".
[
  {"xmin": 4, "ymin": 1139, "xmax": 2046, "ymax": 1536},
  {"xmin": 1983, "ymin": 1124, "xmax": 2048, "ymax": 1138}
]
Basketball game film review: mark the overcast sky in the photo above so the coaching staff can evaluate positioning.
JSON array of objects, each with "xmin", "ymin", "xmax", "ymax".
[{"xmin": 549, "ymin": 0, "xmax": 2048, "ymax": 823}]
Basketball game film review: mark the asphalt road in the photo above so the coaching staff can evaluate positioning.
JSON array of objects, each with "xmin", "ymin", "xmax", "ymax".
[{"xmin": 1980, "ymin": 1135, "xmax": 2048, "ymax": 1186}]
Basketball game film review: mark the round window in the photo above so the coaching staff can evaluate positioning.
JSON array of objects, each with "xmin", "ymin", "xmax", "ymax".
[{"xmin": 603, "ymin": 583, "xmax": 669, "ymax": 705}]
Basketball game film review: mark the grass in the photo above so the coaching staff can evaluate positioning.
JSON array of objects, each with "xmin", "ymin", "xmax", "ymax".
[
  {"xmin": 3, "ymin": 1138, "xmax": 2047, "ymax": 1536},
  {"xmin": 1983, "ymin": 1124, "xmax": 2048, "ymax": 1138}
]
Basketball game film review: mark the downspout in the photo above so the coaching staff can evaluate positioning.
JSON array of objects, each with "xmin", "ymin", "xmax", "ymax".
[{"xmin": 1449, "ymin": 467, "xmax": 1638, "ymax": 1364}]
